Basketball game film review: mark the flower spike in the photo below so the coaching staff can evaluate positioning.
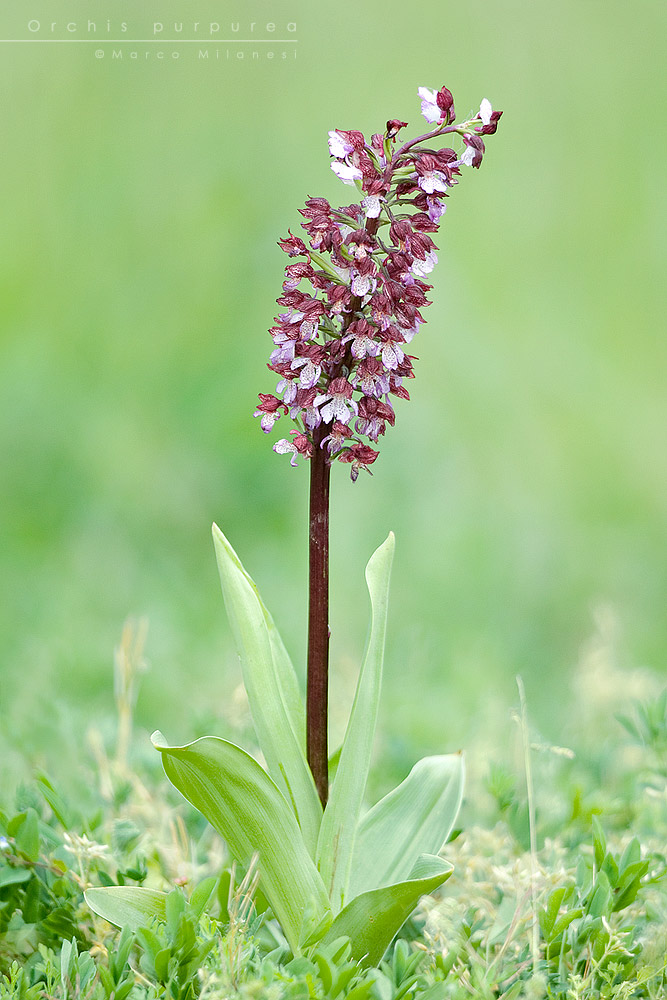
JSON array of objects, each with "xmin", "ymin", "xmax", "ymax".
[{"xmin": 256, "ymin": 85, "xmax": 502, "ymax": 481}]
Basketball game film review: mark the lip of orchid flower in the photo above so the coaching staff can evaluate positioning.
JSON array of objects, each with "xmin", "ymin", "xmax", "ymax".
[
  {"xmin": 410, "ymin": 250, "xmax": 438, "ymax": 279},
  {"xmin": 418, "ymin": 86, "xmax": 443, "ymax": 124},
  {"xmin": 426, "ymin": 196, "xmax": 446, "ymax": 222},
  {"xmin": 314, "ymin": 377, "xmax": 359, "ymax": 425},
  {"xmin": 331, "ymin": 160, "xmax": 364, "ymax": 185},
  {"xmin": 328, "ymin": 129, "xmax": 355, "ymax": 158},
  {"xmin": 273, "ymin": 431, "xmax": 313, "ymax": 466},
  {"xmin": 291, "ymin": 355, "xmax": 322, "ymax": 389},
  {"xmin": 362, "ymin": 194, "xmax": 383, "ymax": 218},
  {"xmin": 479, "ymin": 98, "xmax": 493, "ymax": 126},
  {"xmin": 320, "ymin": 419, "xmax": 354, "ymax": 455},
  {"xmin": 417, "ymin": 169, "xmax": 449, "ymax": 195}
]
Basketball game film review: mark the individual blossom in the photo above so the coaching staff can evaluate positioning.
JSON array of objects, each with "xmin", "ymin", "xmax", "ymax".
[
  {"xmin": 320, "ymin": 420, "xmax": 354, "ymax": 455},
  {"xmin": 418, "ymin": 85, "xmax": 455, "ymax": 125},
  {"xmin": 338, "ymin": 442, "xmax": 380, "ymax": 482},
  {"xmin": 255, "ymin": 84, "xmax": 502, "ymax": 480},
  {"xmin": 355, "ymin": 396, "xmax": 396, "ymax": 442},
  {"xmin": 314, "ymin": 377, "xmax": 358, "ymax": 425},
  {"xmin": 273, "ymin": 431, "xmax": 314, "ymax": 466},
  {"xmin": 254, "ymin": 393, "xmax": 287, "ymax": 433},
  {"xmin": 476, "ymin": 98, "xmax": 503, "ymax": 134},
  {"xmin": 460, "ymin": 133, "xmax": 486, "ymax": 168}
]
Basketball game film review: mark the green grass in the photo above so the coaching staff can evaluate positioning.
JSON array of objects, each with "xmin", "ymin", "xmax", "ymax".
[{"xmin": 1, "ymin": 672, "xmax": 665, "ymax": 996}]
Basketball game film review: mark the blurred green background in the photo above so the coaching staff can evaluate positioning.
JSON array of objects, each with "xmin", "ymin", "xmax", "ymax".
[{"xmin": 1, "ymin": 0, "xmax": 665, "ymax": 794}]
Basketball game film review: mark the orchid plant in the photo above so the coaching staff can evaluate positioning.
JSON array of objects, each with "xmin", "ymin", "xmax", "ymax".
[{"xmin": 86, "ymin": 84, "xmax": 502, "ymax": 967}]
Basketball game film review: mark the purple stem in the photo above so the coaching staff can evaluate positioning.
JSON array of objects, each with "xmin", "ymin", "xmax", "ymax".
[
  {"xmin": 306, "ymin": 422, "xmax": 331, "ymax": 807},
  {"xmin": 305, "ymin": 215, "xmax": 382, "ymax": 806}
]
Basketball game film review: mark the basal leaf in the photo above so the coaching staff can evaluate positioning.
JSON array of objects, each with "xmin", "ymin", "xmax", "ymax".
[
  {"xmin": 151, "ymin": 732, "xmax": 330, "ymax": 953},
  {"xmin": 322, "ymin": 854, "xmax": 452, "ymax": 966},
  {"xmin": 85, "ymin": 886, "xmax": 167, "ymax": 930},
  {"xmin": 349, "ymin": 753, "xmax": 464, "ymax": 897},
  {"xmin": 212, "ymin": 524, "xmax": 321, "ymax": 855},
  {"xmin": 316, "ymin": 533, "xmax": 395, "ymax": 911}
]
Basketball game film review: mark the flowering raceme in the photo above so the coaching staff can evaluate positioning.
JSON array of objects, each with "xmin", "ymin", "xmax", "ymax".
[{"xmin": 255, "ymin": 85, "xmax": 502, "ymax": 481}]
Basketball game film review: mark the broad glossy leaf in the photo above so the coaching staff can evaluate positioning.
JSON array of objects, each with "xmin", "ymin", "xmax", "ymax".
[
  {"xmin": 152, "ymin": 732, "xmax": 330, "ymax": 952},
  {"xmin": 212, "ymin": 524, "xmax": 321, "ymax": 855},
  {"xmin": 85, "ymin": 886, "xmax": 167, "ymax": 930},
  {"xmin": 349, "ymin": 753, "xmax": 464, "ymax": 897},
  {"xmin": 322, "ymin": 854, "xmax": 453, "ymax": 966},
  {"xmin": 317, "ymin": 533, "xmax": 395, "ymax": 911}
]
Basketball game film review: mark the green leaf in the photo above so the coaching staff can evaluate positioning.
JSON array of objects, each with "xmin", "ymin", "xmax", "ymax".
[
  {"xmin": 151, "ymin": 732, "xmax": 330, "ymax": 953},
  {"xmin": 592, "ymin": 815, "xmax": 606, "ymax": 870},
  {"xmin": 36, "ymin": 774, "xmax": 73, "ymax": 829},
  {"xmin": 165, "ymin": 887, "xmax": 185, "ymax": 937},
  {"xmin": 14, "ymin": 808, "xmax": 40, "ymax": 862},
  {"xmin": 85, "ymin": 886, "xmax": 168, "ymax": 930},
  {"xmin": 551, "ymin": 907, "xmax": 582, "ymax": 938},
  {"xmin": 322, "ymin": 854, "xmax": 452, "ymax": 966},
  {"xmin": 613, "ymin": 858, "xmax": 650, "ymax": 911},
  {"xmin": 540, "ymin": 886, "xmax": 569, "ymax": 940},
  {"xmin": 0, "ymin": 867, "xmax": 32, "ymax": 888},
  {"xmin": 587, "ymin": 869, "xmax": 612, "ymax": 918},
  {"xmin": 212, "ymin": 524, "xmax": 322, "ymax": 856},
  {"xmin": 349, "ymin": 753, "xmax": 464, "ymax": 898},
  {"xmin": 189, "ymin": 876, "xmax": 217, "ymax": 920},
  {"xmin": 317, "ymin": 533, "xmax": 395, "ymax": 911},
  {"xmin": 619, "ymin": 837, "xmax": 641, "ymax": 873}
]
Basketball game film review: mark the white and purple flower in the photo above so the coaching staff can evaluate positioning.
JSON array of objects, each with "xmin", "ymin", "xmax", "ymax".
[{"xmin": 258, "ymin": 83, "xmax": 501, "ymax": 480}]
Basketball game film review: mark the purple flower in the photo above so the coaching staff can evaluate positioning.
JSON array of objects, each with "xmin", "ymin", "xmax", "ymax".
[
  {"xmin": 479, "ymin": 98, "xmax": 493, "ymax": 126},
  {"xmin": 348, "ymin": 319, "xmax": 381, "ymax": 360},
  {"xmin": 314, "ymin": 377, "xmax": 358, "ymax": 424},
  {"xmin": 362, "ymin": 194, "xmax": 383, "ymax": 218},
  {"xmin": 476, "ymin": 99, "xmax": 503, "ymax": 135},
  {"xmin": 256, "ymin": 84, "xmax": 502, "ymax": 478},
  {"xmin": 254, "ymin": 393, "xmax": 287, "ymax": 433},
  {"xmin": 332, "ymin": 161, "xmax": 363, "ymax": 185},
  {"xmin": 320, "ymin": 420, "xmax": 354, "ymax": 455},
  {"xmin": 292, "ymin": 356, "xmax": 322, "ymax": 388},
  {"xmin": 273, "ymin": 431, "xmax": 314, "ymax": 466},
  {"xmin": 339, "ymin": 442, "xmax": 380, "ymax": 482},
  {"xmin": 460, "ymin": 133, "xmax": 485, "ymax": 168},
  {"xmin": 328, "ymin": 130, "xmax": 355, "ymax": 158},
  {"xmin": 418, "ymin": 85, "xmax": 455, "ymax": 125}
]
